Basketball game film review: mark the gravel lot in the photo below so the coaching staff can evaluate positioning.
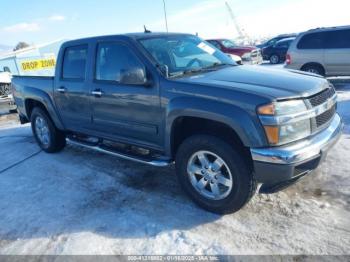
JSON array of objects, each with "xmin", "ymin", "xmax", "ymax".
[{"xmin": 0, "ymin": 79, "xmax": 349, "ymax": 256}]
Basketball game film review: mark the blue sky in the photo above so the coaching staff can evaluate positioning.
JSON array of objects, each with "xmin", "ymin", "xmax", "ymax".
[{"xmin": 1, "ymin": 0, "xmax": 349, "ymax": 47}]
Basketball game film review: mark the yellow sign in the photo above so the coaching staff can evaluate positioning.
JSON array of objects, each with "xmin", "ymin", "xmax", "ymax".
[{"xmin": 21, "ymin": 58, "xmax": 56, "ymax": 71}]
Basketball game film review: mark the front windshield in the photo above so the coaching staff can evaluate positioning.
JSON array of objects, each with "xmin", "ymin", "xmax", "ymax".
[
  {"xmin": 220, "ymin": 39, "xmax": 237, "ymax": 48},
  {"xmin": 139, "ymin": 35, "xmax": 236, "ymax": 77}
]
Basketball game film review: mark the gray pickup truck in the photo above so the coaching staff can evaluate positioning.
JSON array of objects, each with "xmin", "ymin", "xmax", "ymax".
[{"xmin": 12, "ymin": 33, "xmax": 342, "ymax": 214}]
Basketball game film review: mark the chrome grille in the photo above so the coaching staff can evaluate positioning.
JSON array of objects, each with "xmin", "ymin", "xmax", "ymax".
[
  {"xmin": 316, "ymin": 105, "xmax": 336, "ymax": 127},
  {"xmin": 0, "ymin": 83, "xmax": 11, "ymax": 96},
  {"xmin": 307, "ymin": 86, "xmax": 337, "ymax": 132},
  {"xmin": 251, "ymin": 51, "xmax": 258, "ymax": 58},
  {"xmin": 308, "ymin": 87, "xmax": 336, "ymax": 107}
]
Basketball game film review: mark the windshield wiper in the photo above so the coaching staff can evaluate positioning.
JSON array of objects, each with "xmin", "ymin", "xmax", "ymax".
[
  {"xmin": 168, "ymin": 71, "xmax": 186, "ymax": 78},
  {"xmin": 168, "ymin": 63, "xmax": 235, "ymax": 78},
  {"xmin": 203, "ymin": 62, "xmax": 235, "ymax": 70},
  {"xmin": 168, "ymin": 68, "xmax": 209, "ymax": 78}
]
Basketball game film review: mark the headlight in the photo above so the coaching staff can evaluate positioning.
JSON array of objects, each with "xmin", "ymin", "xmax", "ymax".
[{"xmin": 258, "ymin": 100, "xmax": 311, "ymax": 145}]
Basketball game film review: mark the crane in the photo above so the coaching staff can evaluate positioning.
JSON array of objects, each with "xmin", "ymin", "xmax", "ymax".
[{"xmin": 225, "ymin": 1, "xmax": 250, "ymax": 44}]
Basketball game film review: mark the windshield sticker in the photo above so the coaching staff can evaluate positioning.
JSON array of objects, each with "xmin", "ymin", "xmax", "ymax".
[{"xmin": 197, "ymin": 42, "xmax": 216, "ymax": 55}]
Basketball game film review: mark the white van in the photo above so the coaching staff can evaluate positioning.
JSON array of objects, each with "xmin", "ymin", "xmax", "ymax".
[{"xmin": 285, "ymin": 26, "xmax": 350, "ymax": 76}]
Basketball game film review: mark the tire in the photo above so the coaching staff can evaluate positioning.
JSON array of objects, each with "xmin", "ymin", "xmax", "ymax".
[
  {"xmin": 30, "ymin": 107, "xmax": 66, "ymax": 153},
  {"xmin": 269, "ymin": 54, "xmax": 280, "ymax": 64},
  {"xmin": 175, "ymin": 135, "xmax": 256, "ymax": 214},
  {"xmin": 301, "ymin": 64, "xmax": 325, "ymax": 76}
]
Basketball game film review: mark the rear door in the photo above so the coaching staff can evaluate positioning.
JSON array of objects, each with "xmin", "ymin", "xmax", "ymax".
[
  {"xmin": 89, "ymin": 41, "xmax": 162, "ymax": 149},
  {"xmin": 324, "ymin": 29, "xmax": 350, "ymax": 76},
  {"xmin": 54, "ymin": 45, "xmax": 92, "ymax": 132},
  {"xmin": 296, "ymin": 32, "xmax": 325, "ymax": 68}
]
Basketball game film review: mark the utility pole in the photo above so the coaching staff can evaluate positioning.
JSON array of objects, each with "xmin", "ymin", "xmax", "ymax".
[{"xmin": 162, "ymin": 0, "xmax": 169, "ymax": 33}]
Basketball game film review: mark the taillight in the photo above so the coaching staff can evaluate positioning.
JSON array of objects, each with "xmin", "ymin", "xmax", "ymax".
[{"xmin": 286, "ymin": 54, "xmax": 291, "ymax": 65}]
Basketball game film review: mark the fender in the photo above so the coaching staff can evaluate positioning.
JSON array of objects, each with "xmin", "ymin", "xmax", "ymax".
[
  {"xmin": 165, "ymin": 96, "xmax": 267, "ymax": 156},
  {"xmin": 23, "ymin": 86, "xmax": 65, "ymax": 130}
]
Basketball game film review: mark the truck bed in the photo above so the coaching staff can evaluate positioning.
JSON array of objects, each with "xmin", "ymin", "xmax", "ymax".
[
  {"xmin": 12, "ymin": 75, "xmax": 54, "ymax": 96},
  {"xmin": 11, "ymin": 75, "xmax": 55, "ymax": 120}
]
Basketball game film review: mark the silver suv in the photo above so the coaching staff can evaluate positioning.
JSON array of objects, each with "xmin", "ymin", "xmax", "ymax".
[{"xmin": 285, "ymin": 26, "xmax": 350, "ymax": 76}]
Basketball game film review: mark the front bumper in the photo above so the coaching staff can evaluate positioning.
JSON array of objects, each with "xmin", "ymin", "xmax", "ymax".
[{"xmin": 250, "ymin": 114, "xmax": 343, "ymax": 192}]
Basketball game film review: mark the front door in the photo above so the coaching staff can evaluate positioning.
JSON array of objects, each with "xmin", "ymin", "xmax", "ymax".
[{"xmin": 89, "ymin": 41, "xmax": 162, "ymax": 149}]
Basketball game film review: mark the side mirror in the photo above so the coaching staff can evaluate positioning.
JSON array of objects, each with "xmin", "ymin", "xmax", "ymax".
[{"xmin": 119, "ymin": 67, "xmax": 149, "ymax": 86}]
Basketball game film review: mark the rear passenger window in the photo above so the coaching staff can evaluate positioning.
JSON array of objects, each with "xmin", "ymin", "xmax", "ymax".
[
  {"xmin": 62, "ymin": 45, "xmax": 88, "ymax": 79},
  {"xmin": 95, "ymin": 42, "xmax": 143, "ymax": 82},
  {"xmin": 297, "ymin": 32, "xmax": 325, "ymax": 49},
  {"xmin": 324, "ymin": 29, "xmax": 350, "ymax": 49}
]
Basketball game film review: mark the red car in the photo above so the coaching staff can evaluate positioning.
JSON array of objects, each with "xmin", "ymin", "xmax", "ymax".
[{"xmin": 206, "ymin": 39, "xmax": 262, "ymax": 64}]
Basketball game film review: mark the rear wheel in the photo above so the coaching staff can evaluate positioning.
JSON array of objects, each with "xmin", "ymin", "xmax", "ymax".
[
  {"xmin": 269, "ymin": 54, "xmax": 280, "ymax": 64},
  {"xmin": 175, "ymin": 135, "xmax": 256, "ymax": 214},
  {"xmin": 30, "ymin": 107, "xmax": 66, "ymax": 153},
  {"xmin": 301, "ymin": 64, "xmax": 325, "ymax": 76}
]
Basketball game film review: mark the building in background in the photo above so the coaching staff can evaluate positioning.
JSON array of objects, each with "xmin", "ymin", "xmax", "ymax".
[{"xmin": 0, "ymin": 39, "xmax": 66, "ymax": 76}]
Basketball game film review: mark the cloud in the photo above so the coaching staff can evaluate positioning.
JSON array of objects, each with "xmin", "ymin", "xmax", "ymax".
[
  {"xmin": 145, "ymin": 0, "xmax": 350, "ymax": 40},
  {"xmin": 238, "ymin": 0, "xmax": 350, "ymax": 39},
  {"xmin": 1, "ymin": 14, "xmax": 65, "ymax": 34},
  {"xmin": 48, "ymin": 15, "xmax": 66, "ymax": 21},
  {"xmin": 3, "ymin": 22, "xmax": 40, "ymax": 33},
  {"xmin": 148, "ymin": 1, "xmax": 223, "ymax": 33}
]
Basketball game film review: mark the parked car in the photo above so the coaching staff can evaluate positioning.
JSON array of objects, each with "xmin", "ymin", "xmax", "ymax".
[
  {"xmin": 12, "ymin": 33, "xmax": 342, "ymax": 214},
  {"xmin": 206, "ymin": 39, "xmax": 262, "ymax": 64},
  {"xmin": 0, "ymin": 70, "xmax": 16, "ymax": 113},
  {"xmin": 257, "ymin": 33, "xmax": 297, "ymax": 49},
  {"xmin": 285, "ymin": 26, "xmax": 350, "ymax": 76},
  {"xmin": 262, "ymin": 37, "xmax": 295, "ymax": 64},
  {"xmin": 0, "ymin": 70, "xmax": 11, "ymax": 96}
]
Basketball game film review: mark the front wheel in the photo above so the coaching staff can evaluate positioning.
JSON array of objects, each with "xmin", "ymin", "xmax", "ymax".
[
  {"xmin": 31, "ymin": 107, "xmax": 66, "ymax": 153},
  {"xmin": 175, "ymin": 135, "xmax": 256, "ymax": 214}
]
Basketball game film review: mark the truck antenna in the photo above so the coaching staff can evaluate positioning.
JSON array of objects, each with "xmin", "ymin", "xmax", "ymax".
[
  {"xmin": 162, "ymin": 0, "xmax": 169, "ymax": 33},
  {"xmin": 144, "ymin": 25, "xmax": 151, "ymax": 33}
]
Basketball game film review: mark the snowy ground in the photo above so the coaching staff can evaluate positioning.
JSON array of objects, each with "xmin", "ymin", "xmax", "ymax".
[{"xmin": 0, "ymin": 81, "xmax": 349, "ymax": 256}]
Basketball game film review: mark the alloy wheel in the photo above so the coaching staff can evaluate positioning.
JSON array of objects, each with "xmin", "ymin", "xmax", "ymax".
[
  {"xmin": 187, "ymin": 150, "xmax": 233, "ymax": 200},
  {"xmin": 35, "ymin": 116, "xmax": 50, "ymax": 146}
]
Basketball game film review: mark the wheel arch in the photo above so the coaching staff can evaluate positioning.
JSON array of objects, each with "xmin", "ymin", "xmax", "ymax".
[
  {"xmin": 23, "ymin": 87, "xmax": 65, "ymax": 130},
  {"xmin": 165, "ymin": 97, "xmax": 266, "ymax": 159},
  {"xmin": 301, "ymin": 62, "xmax": 326, "ymax": 76}
]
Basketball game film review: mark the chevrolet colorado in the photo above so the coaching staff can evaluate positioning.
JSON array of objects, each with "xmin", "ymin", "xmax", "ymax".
[{"xmin": 12, "ymin": 33, "xmax": 342, "ymax": 214}]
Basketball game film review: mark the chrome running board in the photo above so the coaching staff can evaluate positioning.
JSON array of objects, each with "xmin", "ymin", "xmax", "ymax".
[{"xmin": 66, "ymin": 138, "xmax": 172, "ymax": 167}]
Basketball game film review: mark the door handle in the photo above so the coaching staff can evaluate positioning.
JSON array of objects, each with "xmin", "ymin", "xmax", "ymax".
[
  {"xmin": 91, "ymin": 89, "xmax": 103, "ymax": 97},
  {"xmin": 56, "ymin": 87, "xmax": 66, "ymax": 93}
]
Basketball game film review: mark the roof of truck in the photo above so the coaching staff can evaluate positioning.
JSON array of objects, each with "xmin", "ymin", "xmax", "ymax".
[{"xmin": 63, "ymin": 32, "xmax": 192, "ymax": 45}]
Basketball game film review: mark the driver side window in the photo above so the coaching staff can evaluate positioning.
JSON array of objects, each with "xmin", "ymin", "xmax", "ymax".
[{"xmin": 95, "ymin": 42, "xmax": 143, "ymax": 82}]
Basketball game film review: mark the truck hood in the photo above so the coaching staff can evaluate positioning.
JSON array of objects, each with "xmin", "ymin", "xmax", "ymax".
[{"xmin": 175, "ymin": 65, "xmax": 328, "ymax": 100}]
